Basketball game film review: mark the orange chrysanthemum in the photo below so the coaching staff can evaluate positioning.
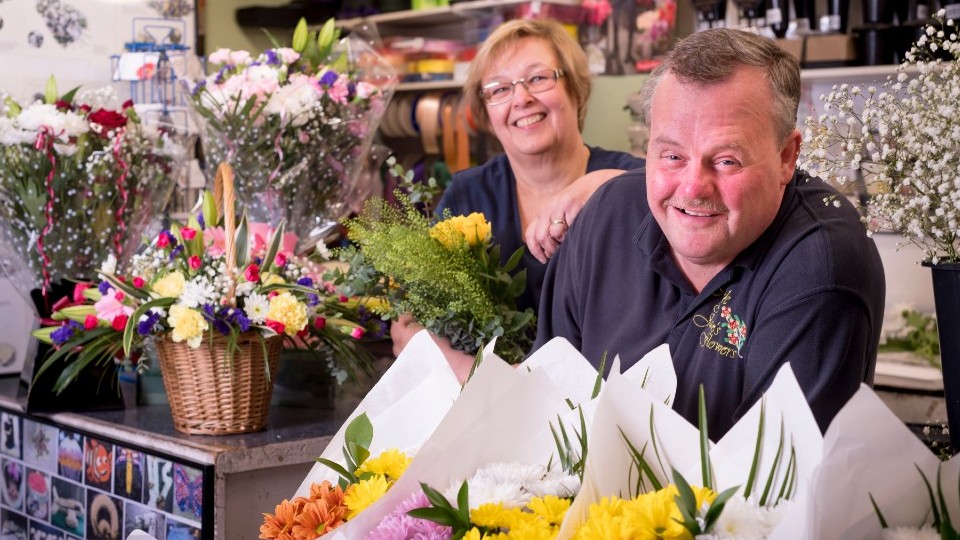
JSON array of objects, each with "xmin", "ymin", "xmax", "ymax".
[
  {"xmin": 292, "ymin": 499, "xmax": 348, "ymax": 539},
  {"xmin": 260, "ymin": 498, "xmax": 301, "ymax": 539},
  {"xmin": 309, "ymin": 480, "xmax": 346, "ymax": 508}
]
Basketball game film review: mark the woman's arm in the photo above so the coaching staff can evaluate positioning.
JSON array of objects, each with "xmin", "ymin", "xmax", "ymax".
[{"xmin": 390, "ymin": 313, "xmax": 476, "ymax": 384}]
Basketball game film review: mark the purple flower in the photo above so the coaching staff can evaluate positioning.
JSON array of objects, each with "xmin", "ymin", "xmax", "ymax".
[
  {"xmin": 307, "ymin": 293, "xmax": 320, "ymax": 307},
  {"xmin": 197, "ymin": 212, "xmax": 205, "ymax": 229},
  {"xmin": 137, "ymin": 311, "xmax": 161, "ymax": 336},
  {"xmin": 366, "ymin": 491, "xmax": 451, "ymax": 540},
  {"xmin": 98, "ymin": 281, "xmax": 111, "ymax": 295},
  {"xmin": 319, "ymin": 70, "xmax": 338, "ymax": 86},
  {"xmin": 264, "ymin": 49, "xmax": 279, "ymax": 65},
  {"xmin": 213, "ymin": 318, "xmax": 231, "ymax": 336},
  {"xmin": 297, "ymin": 276, "xmax": 314, "ymax": 288},
  {"xmin": 50, "ymin": 321, "xmax": 83, "ymax": 346},
  {"xmin": 234, "ymin": 311, "xmax": 251, "ymax": 332},
  {"xmin": 347, "ymin": 82, "xmax": 357, "ymax": 98},
  {"xmin": 169, "ymin": 245, "xmax": 184, "ymax": 261}
]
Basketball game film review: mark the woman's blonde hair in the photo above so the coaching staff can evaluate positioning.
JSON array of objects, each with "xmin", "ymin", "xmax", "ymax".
[{"xmin": 464, "ymin": 19, "xmax": 591, "ymax": 132}]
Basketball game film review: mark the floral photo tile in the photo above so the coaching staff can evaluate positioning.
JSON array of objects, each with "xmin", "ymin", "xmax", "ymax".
[
  {"xmin": 113, "ymin": 447, "xmax": 144, "ymax": 502},
  {"xmin": 123, "ymin": 500, "xmax": 164, "ymax": 539},
  {"xmin": 24, "ymin": 468, "xmax": 50, "ymax": 521},
  {"xmin": 84, "ymin": 438, "xmax": 113, "ymax": 492},
  {"xmin": 56, "ymin": 431, "xmax": 83, "ymax": 483},
  {"xmin": 165, "ymin": 516, "xmax": 199, "ymax": 540},
  {"xmin": 22, "ymin": 420, "xmax": 58, "ymax": 474},
  {"xmin": 1, "ymin": 458, "xmax": 24, "ymax": 512},
  {"xmin": 28, "ymin": 519, "xmax": 64, "ymax": 540},
  {"xmin": 0, "ymin": 413, "xmax": 21, "ymax": 460},
  {"xmin": 49, "ymin": 477, "xmax": 85, "ymax": 537},
  {"xmin": 171, "ymin": 463, "xmax": 201, "ymax": 524},
  {"xmin": 144, "ymin": 455, "xmax": 173, "ymax": 513},
  {"xmin": 1, "ymin": 507, "xmax": 28, "ymax": 538},
  {"xmin": 87, "ymin": 491, "xmax": 123, "ymax": 540}
]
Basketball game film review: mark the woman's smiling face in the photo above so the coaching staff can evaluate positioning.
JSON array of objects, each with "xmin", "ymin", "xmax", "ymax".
[{"xmin": 481, "ymin": 37, "xmax": 581, "ymax": 159}]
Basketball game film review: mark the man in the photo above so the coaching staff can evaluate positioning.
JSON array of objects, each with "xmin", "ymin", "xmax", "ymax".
[{"xmin": 534, "ymin": 28, "xmax": 886, "ymax": 438}]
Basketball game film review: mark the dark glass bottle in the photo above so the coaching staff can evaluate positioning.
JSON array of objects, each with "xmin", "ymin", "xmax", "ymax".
[
  {"xmin": 827, "ymin": 0, "xmax": 850, "ymax": 32},
  {"xmin": 793, "ymin": 0, "xmax": 815, "ymax": 33},
  {"xmin": 768, "ymin": 0, "xmax": 790, "ymax": 37}
]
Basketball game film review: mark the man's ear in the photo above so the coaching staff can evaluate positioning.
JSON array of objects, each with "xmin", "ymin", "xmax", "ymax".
[{"xmin": 780, "ymin": 129, "xmax": 802, "ymax": 185}]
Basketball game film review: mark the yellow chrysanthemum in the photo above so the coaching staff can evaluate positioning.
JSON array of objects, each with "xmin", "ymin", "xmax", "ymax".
[
  {"xmin": 430, "ymin": 212, "xmax": 492, "ymax": 249},
  {"xmin": 470, "ymin": 502, "xmax": 516, "ymax": 529},
  {"xmin": 620, "ymin": 488, "xmax": 691, "ymax": 540},
  {"xmin": 168, "ymin": 304, "xmax": 205, "ymax": 348},
  {"xmin": 354, "ymin": 449, "xmax": 411, "ymax": 481},
  {"xmin": 527, "ymin": 495, "xmax": 571, "ymax": 526},
  {"xmin": 343, "ymin": 475, "xmax": 389, "ymax": 519},
  {"xmin": 463, "ymin": 528, "xmax": 483, "ymax": 540},
  {"xmin": 152, "ymin": 271, "xmax": 186, "ymax": 298},
  {"xmin": 504, "ymin": 518, "xmax": 557, "ymax": 540},
  {"xmin": 572, "ymin": 496, "xmax": 638, "ymax": 540},
  {"xmin": 266, "ymin": 292, "xmax": 308, "ymax": 336}
]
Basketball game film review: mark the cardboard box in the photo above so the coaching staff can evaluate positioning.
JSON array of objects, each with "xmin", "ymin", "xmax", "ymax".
[
  {"xmin": 776, "ymin": 38, "xmax": 804, "ymax": 62},
  {"xmin": 803, "ymin": 34, "xmax": 856, "ymax": 67}
]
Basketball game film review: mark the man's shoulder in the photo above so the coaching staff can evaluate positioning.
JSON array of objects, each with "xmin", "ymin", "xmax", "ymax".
[{"xmin": 587, "ymin": 146, "xmax": 646, "ymax": 171}]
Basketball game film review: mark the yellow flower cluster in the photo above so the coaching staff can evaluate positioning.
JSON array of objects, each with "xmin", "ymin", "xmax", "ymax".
[
  {"xmin": 430, "ymin": 212, "xmax": 492, "ymax": 250},
  {"xmin": 168, "ymin": 304, "xmax": 205, "ymax": 348},
  {"xmin": 463, "ymin": 496, "xmax": 571, "ymax": 540},
  {"xmin": 343, "ymin": 449, "xmax": 412, "ymax": 519},
  {"xmin": 267, "ymin": 292, "xmax": 309, "ymax": 336},
  {"xmin": 152, "ymin": 271, "xmax": 186, "ymax": 298},
  {"xmin": 573, "ymin": 485, "xmax": 716, "ymax": 540}
]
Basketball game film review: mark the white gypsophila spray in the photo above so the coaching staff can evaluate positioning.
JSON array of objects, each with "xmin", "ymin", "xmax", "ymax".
[{"xmin": 798, "ymin": 10, "xmax": 960, "ymax": 264}]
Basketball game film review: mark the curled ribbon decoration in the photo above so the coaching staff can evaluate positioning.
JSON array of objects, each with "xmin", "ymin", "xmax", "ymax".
[
  {"xmin": 268, "ymin": 112, "xmax": 287, "ymax": 185},
  {"xmin": 112, "ymin": 127, "xmax": 129, "ymax": 257},
  {"xmin": 34, "ymin": 127, "xmax": 58, "ymax": 304}
]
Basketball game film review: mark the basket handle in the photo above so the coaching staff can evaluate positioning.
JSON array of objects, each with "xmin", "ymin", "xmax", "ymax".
[{"xmin": 214, "ymin": 162, "xmax": 238, "ymax": 304}]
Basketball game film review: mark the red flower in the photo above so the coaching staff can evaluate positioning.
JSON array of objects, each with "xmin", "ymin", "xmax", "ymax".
[
  {"xmin": 122, "ymin": 99, "xmax": 134, "ymax": 110},
  {"xmin": 84, "ymin": 314, "xmax": 98, "ymax": 330},
  {"xmin": 181, "ymin": 227, "xmax": 197, "ymax": 241},
  {"xmin": 157, "ymin": 232, "xmax": 170, "ymax": 248},
  {"xmin": 87, "ymin": 108, "xmax": 128, "ymax": 136},
  {"xmin": 350, "ymin": 327, "xmax": 365, "ymax": 339},
  {"xmin": 132, "ymin": 277, "xmax": 145, "ymax": 288},
  {"xmin": 274, "ymin": 253, "xmax": 287, "ymax": 268},
  {"xmin": 266, "ymin": 319, "xmax": 286, "ymax": 335},
  {"xmin": 188, "ymin": 255, "xmax": 202, "ymax": 270},
  {"xmin": 244, "ymin": 264, "xmax": 260, "ymax": 282},
  {"xmin": 314, "ymin": 317, "xmax": 326, "ymax": 330},
  {"xmin": 54, "ymin": 100, "xmax": 72, "ymax": 111},
  {"xmin": 72, "ymin": 282, "xmax": 91, "ymax": 303},
  {"xmin": 112, "ymin": 314, "xmax": 128, "ymax": 331}
]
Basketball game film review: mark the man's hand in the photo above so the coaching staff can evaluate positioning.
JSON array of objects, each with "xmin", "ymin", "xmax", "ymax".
[
  {"xmin": 390, "ymin": 313, "xmax": 476, "ymax": 384},
  {"xmin": 524, "ymin": 169, "xmax": 626, "ymax": 263}
]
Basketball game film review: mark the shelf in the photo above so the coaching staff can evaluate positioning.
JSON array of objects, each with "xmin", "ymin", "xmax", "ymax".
[
  {"xmin": 800, "ymin": 64, "xmax": 917, "ymax": 84},
  {"xmin": 397, "ymin": 79, "xmax": 465, "ymax": 91},
  {"xmin": 334, "ymin": 0, "xmax": 578, "ymax": 30}
]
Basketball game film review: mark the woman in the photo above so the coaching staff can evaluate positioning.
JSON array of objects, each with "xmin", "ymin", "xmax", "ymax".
[{"xmin": 392, "ymin": 19, "xmax": 645, "ymax": 379}]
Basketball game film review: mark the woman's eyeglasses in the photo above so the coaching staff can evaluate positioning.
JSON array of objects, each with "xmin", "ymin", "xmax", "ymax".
[{"xmin": 480, "ymin": 69, "xmax": 564, "ymax": 106}]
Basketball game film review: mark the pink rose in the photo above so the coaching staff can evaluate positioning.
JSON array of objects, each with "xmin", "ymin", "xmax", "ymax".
[{"xmin": 181, "ymin": 227, "xmax": 197, "ymax": 241}]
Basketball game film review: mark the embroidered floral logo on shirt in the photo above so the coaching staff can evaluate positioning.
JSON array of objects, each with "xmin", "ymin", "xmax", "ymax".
[{"xmin": 693, "ymin": 289, "xmax": 749, "ymax": 359}]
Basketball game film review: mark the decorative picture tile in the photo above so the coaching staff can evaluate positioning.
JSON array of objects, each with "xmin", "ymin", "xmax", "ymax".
[
  {"xmin": 22, "ymin": 421, "xmax": 58, "ymax": 474},
  {"xmin": 165, "ymin": 516, "xmax": 198, "ymax": 540},
  {"xmin": 83, "ymin": 439, "xmax": 112, "ymax": 492},
  {"xmin": 0, "ymin": 413, "xmax": 21, "ymax": 460},
  {"xmin": 56, "ymin": 432, "xmax": 83, "ymax": 483},
  {"xmin": 28, "ymin": 519, "xmax": 65, "ymax": 540},
  {"xmin": 171, "ymin": 464, "xmax": 201, "ymax": 524},
  {"xmin": 112, "ymin": 447, "xmax": 143, "ymax": 502},
  {"xmin": 24, "ymin": 468, "xmax": 50, "ymax": 521},
  {"xmin": 144, "ymin": 456, "xmax": 172, "ymax": 513},
  {"xmin": 1, "ymin": 458, "xmax": 24, "ymax": 512},
  {"xmin": 123, "ymin": 501, "xmax": 164, "ymax": 539},
  {"xmin": 50, "ymin": 477, "xmax": 85, "ymax": 537},
  {"xmin": 0, "ymin": 507, "xmax": 28, "ymax": 539},
  {"xmin": 86, "ymin": 491, "xmax": 123, "ymax": 540}
]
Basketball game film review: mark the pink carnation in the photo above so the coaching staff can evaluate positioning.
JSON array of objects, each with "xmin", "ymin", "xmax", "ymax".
[
  {"xmin": 204, "ymin": 227, "xmax": 226, "ymax": 258},
  {"xmin": 94, "ymin": 288, "xmax": 134, "ymax": 324},
  {"xmin": 366, "ymin": 491, "xmax": 451, "ymax": 540}
]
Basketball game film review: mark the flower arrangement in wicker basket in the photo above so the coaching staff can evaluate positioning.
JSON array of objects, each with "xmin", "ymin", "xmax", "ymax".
[{"xmin": 34, "ymin": 162, "xmax": 379, "ymax": 435}]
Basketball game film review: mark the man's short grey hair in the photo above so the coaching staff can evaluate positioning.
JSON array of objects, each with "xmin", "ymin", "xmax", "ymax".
[{"xmin": 639, "ymin": 28, "xmax": 801, "ymax": 143}]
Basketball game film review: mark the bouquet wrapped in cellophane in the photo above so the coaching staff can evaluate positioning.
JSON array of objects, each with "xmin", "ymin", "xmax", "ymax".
[
  {"xmin": 184, "ymin": 18, "xmax": 396, "ymax": 250},
  {"xmin": 0, "ymin": 78, "xmax": 186, "ymax": 298}
]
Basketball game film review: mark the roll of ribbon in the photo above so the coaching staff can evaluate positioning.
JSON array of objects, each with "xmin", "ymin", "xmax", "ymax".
[
  {"xmin": 399, "ymin": 93, "xmax": 419, "ymax": 138},
  {"xmin": 415, "ymin": 91, "xmax": 442, "ymax": 155}
]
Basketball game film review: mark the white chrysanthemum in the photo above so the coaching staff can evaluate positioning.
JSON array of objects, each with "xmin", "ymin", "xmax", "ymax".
[
  {"xmin": 264, "ymin": 74, "xmax": 320, "ymax": 126},
  {"xmin": 459, "ymin": 477, "xmax": 527, "ymax": 509},
  {"xmin": 708, "ymin": 497, "xmax": 774, "ymax": 540},
  {"xmin": 178, "ymin": 277, "xmax": 219, "ymax": 308},
  {"xmin": 244, "ymin": 292, "xmax": 270, "ymax": 324},
  {"xmin": 880, "ymin": 526, "xmax": 941, "ymax": 540},
  {"xmin": 100, "ymin": 253, "xmax": 118, "ymax": 275},
  {"xmin": 17, "ymin": 103, "xmax": 89, "ymax": 138}
]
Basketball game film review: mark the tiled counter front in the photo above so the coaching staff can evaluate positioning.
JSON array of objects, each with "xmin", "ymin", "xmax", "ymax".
[{"xmin": 0, "ymin": 379, "xmax": 349, "ymax": 540}]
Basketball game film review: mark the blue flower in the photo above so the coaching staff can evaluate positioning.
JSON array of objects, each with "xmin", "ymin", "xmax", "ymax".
[
  {"xmin": 264, "ymin": 49, "xmax": 279, "ymax": 65},
  {"xmin": 307, "ymin": 293, "xmax": 320, "ymax": 306},
  {"xmin": 98, "ymin": 281, "xmax": 111, "ymax": 295},
  {"xmin": 319, "ymin": 70, "xmax": 338, "ymax": 86},
  {"xmin": 213, "ymin": 318, "xmax": 231, "ymax": 336},
  {"xmin": 50, "ymin": 323, "xmax": 78, "ymax": 345},
  {"xmin": 235, "ymin": 312, "xmax": 251, "ymax": 332},
  {"xmin": 297, "ymin": 277, "xmax": 314, "ymax": 287},
  {"xmin": 197, "ymin": 212, "xmax": 205, "ymax": 229},
  {"xmin": 137, "ymin": 311, "xmax": 161, "ymax": 336}
]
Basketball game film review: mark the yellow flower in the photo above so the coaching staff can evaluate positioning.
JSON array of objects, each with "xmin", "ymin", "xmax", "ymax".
[
  {"xmin": 470, "ymin": 502, "xmax": 515, "ymax": 529},
  {"xmin": 620, "ymin": 487, "xmax": 691, "ymax": 540},
  {"xmin": 260, "ymin": 272, "xmax": 286, "ymax": 286},
  {"xmin": 168, "ymin": 304, "xmax": 205, "ymax": 348},
  {"xmin": 505, "ymin": 518, "xmax": 558, "ymax": 540},
  {"xmin": 152, "ymin": 271, "xmax": 186, "ymax": 298},
  {"xmin": 463, "ymin": 529, "xmax": 483, "ymax": 540},
  {"xmin": 343, "ymin": 475, "xmax": 389, "ymax": 519},
  {"xmin": 266, "ymin": 292, "xmax": 308, "ymax": 336},
  {"xmin": 527, "ymin": 495, "xmax": 571, "ymax": 526},
  {"xmin": 430, "ymin": 213, "xmax": 491, "ymax": 249},
  {"xmin": 355, "ymin": 449, "xmax": 411, "ymax": 481}
]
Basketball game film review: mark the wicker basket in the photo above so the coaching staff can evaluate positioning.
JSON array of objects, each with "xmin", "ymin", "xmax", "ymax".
[
  {"xmin": 155, "ymin": 333, "xmax": 282, "ymax": 435},
  {"xmin": 153, "ymin": 162, "xmax": 283, "ymax": 435}
]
